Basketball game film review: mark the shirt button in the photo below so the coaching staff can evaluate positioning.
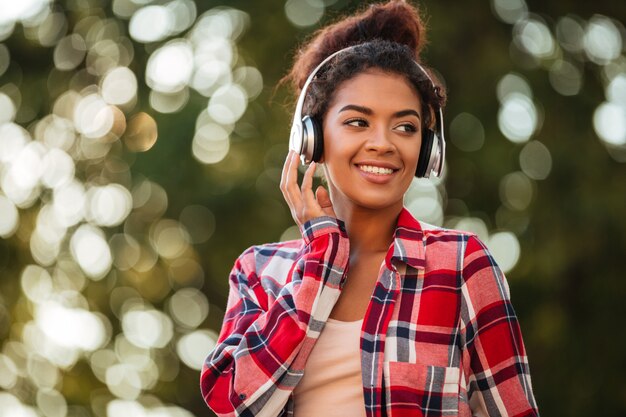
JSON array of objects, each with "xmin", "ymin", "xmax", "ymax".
[{"xmin": 239, "ymin": 393, "xmax": 247, "ymax": 400}]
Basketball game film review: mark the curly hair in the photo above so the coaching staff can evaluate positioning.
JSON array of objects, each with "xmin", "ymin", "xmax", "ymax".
[{"xmin": 283, "ymin": 0, "xmax": 446, "ymax": 129}]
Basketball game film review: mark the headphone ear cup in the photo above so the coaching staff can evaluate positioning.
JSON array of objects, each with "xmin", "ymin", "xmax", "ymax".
[
  {"xmin": 302, "ymin": 115, "xmax": 324, "ymax": 163},
  {"xmin": 416, "ymin": 128, "xmax": 435, "ymax": 177}
]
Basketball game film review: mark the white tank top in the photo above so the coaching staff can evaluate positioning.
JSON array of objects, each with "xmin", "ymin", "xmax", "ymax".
[{"xmin": 293, "ymin": 318, "xmax": 366, "ymax": 417}]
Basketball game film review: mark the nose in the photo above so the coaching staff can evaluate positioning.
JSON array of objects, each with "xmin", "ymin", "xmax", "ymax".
[{"xmin": 365, "ymin": 126, "xmax": 395, "ymax": 154}]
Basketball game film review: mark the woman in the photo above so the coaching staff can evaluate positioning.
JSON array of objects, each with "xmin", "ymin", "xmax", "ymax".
[{"xmin": 200, "ymin": 1, "xmax": 539, "ymax": 416}]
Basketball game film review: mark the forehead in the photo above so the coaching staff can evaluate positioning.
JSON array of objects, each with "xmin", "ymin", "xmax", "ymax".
[{"xmin": 328, "ymin": 69, "xmax": 423, "ymax": 112}]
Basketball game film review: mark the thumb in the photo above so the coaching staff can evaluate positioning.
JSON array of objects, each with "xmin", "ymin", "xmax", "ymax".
[{"xmin": 315, "ymin": 185, "xmax": 336, "ymax": 218}]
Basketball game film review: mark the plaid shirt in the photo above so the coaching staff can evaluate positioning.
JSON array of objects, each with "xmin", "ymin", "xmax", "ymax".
[{"xmin": 201, "ymin": 208, "xmax": 539, "ymax": 417}]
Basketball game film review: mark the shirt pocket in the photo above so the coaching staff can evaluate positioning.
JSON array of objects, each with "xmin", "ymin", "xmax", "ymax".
[{"xmin": 383, "ymin": 361, "xmax": 460, "ymax": 417}]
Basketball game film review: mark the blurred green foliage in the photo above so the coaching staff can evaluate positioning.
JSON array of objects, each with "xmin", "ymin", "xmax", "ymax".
[{"xmin": 1, "ymin": 1, "xmax": 626, "ymax": 416}]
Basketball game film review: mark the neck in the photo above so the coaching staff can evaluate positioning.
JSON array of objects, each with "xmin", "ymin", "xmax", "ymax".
[{"xmin": 334, "ymin": 201, "xmax": 402, "ymax": 256}]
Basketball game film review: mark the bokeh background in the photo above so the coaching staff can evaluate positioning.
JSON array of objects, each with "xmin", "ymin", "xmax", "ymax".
[{"xmin": 0, "ymin": 0, "xmax": 625, "ymax": 416}]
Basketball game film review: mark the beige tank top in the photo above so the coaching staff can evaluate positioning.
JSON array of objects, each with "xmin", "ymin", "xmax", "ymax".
[{"xmin": 293, "ymin": 318, "xmax": 366, "ymax": 417}]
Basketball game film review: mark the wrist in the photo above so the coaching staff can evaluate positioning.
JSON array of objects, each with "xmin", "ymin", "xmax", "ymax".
[{"xmin": 299, "ymin": 216, "xmax": 347, "ymax": 245}]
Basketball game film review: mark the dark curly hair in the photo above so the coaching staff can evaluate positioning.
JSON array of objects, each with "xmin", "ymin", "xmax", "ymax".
[{"xmin": 283, "ymin": 0, "xmax": 446, "ymax": 129}]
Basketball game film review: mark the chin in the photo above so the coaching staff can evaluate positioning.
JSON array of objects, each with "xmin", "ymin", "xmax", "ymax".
[{"xmin": 346, "ymin": 192, "xmax": 405, "ymax": 212}]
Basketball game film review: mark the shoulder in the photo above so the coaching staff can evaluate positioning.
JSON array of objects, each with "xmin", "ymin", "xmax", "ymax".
[
  {"xmin": 416, "ymin": 220, "xmax": 495, "ymax": 268},
  {"xmin": 398, "ymin": 208, "xmax": 484, "ymax": 267},
  {"xmin": 419, "ymin": 220, "xmax": 478, "ymax": 246},
  {"xmin": 235, "ymin": 239, "xmax": 305, "ymax": 276}
]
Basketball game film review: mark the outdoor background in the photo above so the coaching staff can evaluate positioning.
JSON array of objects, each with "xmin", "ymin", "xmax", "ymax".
[{"xmin": 0, "ymin": 0, "xmax": 625, "ymax": 416}]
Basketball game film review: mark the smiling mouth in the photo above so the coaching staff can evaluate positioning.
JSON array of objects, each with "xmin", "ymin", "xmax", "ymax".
[{"xmin": 356, "ymin": 164, "xmax": 397, "ymax": 175}]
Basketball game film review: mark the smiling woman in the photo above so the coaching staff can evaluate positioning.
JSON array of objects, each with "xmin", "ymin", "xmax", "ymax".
[
  {"xmin": 200, "ymin": 1, "xmax": 539, "ymax": 417},
  {"xmin": 321, "ymin": 70, "xmax": 422, "ymax": 213}
]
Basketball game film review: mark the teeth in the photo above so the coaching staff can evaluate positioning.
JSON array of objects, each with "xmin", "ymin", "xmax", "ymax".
[{"xmin": 358, "ymin": 165, "xmax": 394, "ymax": 175}]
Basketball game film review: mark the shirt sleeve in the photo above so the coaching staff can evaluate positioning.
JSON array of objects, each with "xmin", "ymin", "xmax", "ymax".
[
  {"xmin": 200, "ymin": 216, "xmax": 349, "ymax": 417},
  {"xmin": 460, "ymin": 235, "xmax": 539, "ymax": 417}
]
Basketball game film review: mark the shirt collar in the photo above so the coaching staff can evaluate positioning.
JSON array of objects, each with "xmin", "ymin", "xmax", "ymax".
[{"xmin": 386, "ymin": 207, "xmax": 426, "ymax": 271}]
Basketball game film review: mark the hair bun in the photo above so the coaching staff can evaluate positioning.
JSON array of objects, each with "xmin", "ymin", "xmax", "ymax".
[
  {"xmin": 285, "ymin": 0, "xmax": 428, "ymax": 93},
  {"xmin": 353, "ymin": 0, "xmax": 426, "ymax": 56}
]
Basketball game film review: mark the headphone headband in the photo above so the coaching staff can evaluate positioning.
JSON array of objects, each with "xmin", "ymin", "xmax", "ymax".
[{"xmin": 289, "ymin": 44, "xmax": 446, "ymax": 178}]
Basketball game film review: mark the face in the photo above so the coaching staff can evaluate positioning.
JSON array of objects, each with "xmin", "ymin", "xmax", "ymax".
[{"xmin": 321, "ymin": 69, "xmax": 423, "ymax": 212}]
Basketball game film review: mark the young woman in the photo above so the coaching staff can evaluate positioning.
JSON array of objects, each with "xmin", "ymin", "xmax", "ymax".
[{"xmin": 200, "ymin": 1, "xmax": 539, "ymax": 416}]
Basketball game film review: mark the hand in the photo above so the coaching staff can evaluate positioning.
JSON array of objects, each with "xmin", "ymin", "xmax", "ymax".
[{"xmin": 280, "ymin": 151, "xmax": 336, "ymax": 228}]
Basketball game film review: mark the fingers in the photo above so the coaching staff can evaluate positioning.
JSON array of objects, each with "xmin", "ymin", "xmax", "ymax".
[
  {"xmin": 300, "ymin": 161, "xmax": 317, "ymax": 207},
  {"xmin": 280, "ymin": 151, "xmax": 302, "ymax": 223},
  {"xmin": 315, "ymin": 185, "xmax": 336, "ymax": 218},
  {"xmin": 296, "ymin": 160, "xmax": 321, "ymax": 221},
  {"xmin": 280, "ymin": 151, "xmax": 332, "ymax": 226}
]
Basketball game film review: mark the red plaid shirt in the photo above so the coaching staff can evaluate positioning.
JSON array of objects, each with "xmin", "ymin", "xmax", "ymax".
[{"xmin": 201, "ymin": 208, "xmax": 539, "ymax": 417}]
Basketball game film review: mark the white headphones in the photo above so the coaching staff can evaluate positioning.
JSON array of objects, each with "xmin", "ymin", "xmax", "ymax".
[{"xmin": 288, "ymin": 44, "xmax": 446, "ymax": 178}]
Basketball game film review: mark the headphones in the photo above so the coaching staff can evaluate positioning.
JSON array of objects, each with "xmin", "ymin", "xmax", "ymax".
[{"xmin": 289, "ymin": 45, "xmax": 446, "ymax": 178}]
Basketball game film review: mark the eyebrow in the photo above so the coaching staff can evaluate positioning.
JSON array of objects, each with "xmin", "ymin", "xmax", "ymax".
[{"xmin": 338, "ymin": 104, "xmax": 421, "ymax": 120}]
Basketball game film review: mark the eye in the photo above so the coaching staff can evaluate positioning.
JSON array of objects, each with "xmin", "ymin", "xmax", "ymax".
[
  {"xmin": 344, "ymin": 118, "xmax": 368, "ymax": 128},
  {"xmin": 394, "ymin": 123, "xmax": 418, "ymax": 133}
]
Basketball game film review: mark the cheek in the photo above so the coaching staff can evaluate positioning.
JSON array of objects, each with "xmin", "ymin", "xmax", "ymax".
[
  {"xmin": 321, "ymin": 129, "xmax": 348, "ymax": 164},
  {"xmin": 401, "ymin": 140, "xmax": 422, "ymax": 168}
]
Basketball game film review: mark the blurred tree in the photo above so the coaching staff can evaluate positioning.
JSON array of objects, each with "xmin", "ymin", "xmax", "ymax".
[{"xmin": 0, "ymin": 0, "xmax": 625, "ymax": 416}]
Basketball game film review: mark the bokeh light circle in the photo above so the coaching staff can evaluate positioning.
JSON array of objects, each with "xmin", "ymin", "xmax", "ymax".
[
  {"xmin": 129, "ymin": 5, "xmax": 173, "ymax": 43},
  {"xmin": 53, "ymin": 34, "xmax": 86, "ymax": 71},
  {"xmin": 498, "ymin": 92, "xmax": 538, "ymax": 143},
  {"xmin": 453, "ymin": 217, "xmax": 489, "ymax": 242},
  {"xmin": 20, "ymin": 264, "xmax": 53, "ymax": 304},
  {"xmin": 101, "ymin": 67, "xmax": 137, "ymax": 105},
  {"xmin": 69, "ymin": 224, "xmax": 113, "ymax": 280},
  {"xmin": 0, "ymin": 392, "xmax": 38, "ymax": 417},
  {"xmin": 105, "ymin": 363, "xmax": 142, "ymax": 400},
  {"xmin": 606, "ymin": 73, "xmax": 626, "ymax": 105},
  {"xmin": 0, "ymin": 123, "xmax": 29, "ymax": 163},
  {"xmin": 36, "ymin": 388, "xmax": 67, "ymax": 417},
  {"xmin": 449, "ymin": 112, "xmax": 485, "ymax": 152},
  {"xmin": 149, "ymin": 89, "xmax": 190, "ymax": 114},
  {"xmin": 583, "ymin": 15, "xmax": 623, "ymax": 64},
  {"xmin": 519, "ymin": 140, "xmax": 552, "ymax": 180},
  {"xmin": 0, "ymin": 44, "xmax": 9, "ymax": 76},
  {"xmin": 52, "ymin": 180, "xmax": 86, "ymax": 227},
  {"xmin": 35, "ymin": 301, "xmax": 108, "ymax": 351},
  {"xmin": 486, "ymin": 231, "xmax": 521, "ymax": 273},
  {"xmin": 0, "ymin": 195, "xmax": 19, "ymax": 238},
  {"xmin": 122, "ymin": 308, "xmax": 174, "ymax": 349},
  {"xmin": 149, "ymin": 219, "xmax": 190, "ymax": 259},
  {"xmin": 146, "ymin": 40, "xmax": 193, "ymax": 93},
  {"xmin": 87, "ymin": 184, "xmax": 133, "ymax": 227},
  {"xmin": 0, "ymin": 93, "xmax": 16, "ymax": 123},
  {"xmin": 556, "ymin": 15, "xmax": 585, "ymax": 53},
  {"xmin": 285, "ymin": 0, "xmax": 325, "ymax": 28},
  {"xmin": 514, "ymin": 16, "xmax": 555, "ymax": 59},
  {"xmin": 176, "ymin": 330, "xmax": 216, "ymax": 371},
  {"xmin": 0, "ymin": 354, "xmax": 18, "ymax": 389},
  {"xmin": 41, "ymin": 148, "xmax": 75, "ymax": 189},
  {"xmin": 593, "ymin": 102, "xmax": 626, "ymax": 146},
  {"xmin": 124, "ymin": 112, "xmax": 158, "ymax": 152},
  {"xmin": 167, "ymin": 288, "xmax": 209, "ymax": 329},
  {"xmin": 497, "ymin": 72, "xmax": 533, "ymax": 102},
  {"xmin": 179, "ymin": 204, "xmax": 215, "ymax": 243},
  {"xmin": 192, "ymin": 122, "xmax": 230, "ymax": 164},
  {"xmin": 499, "ymin": 171, "xmax": 534, "ymax": 211},
  {"xmin": 549, "ymin": 59, "xmax": 583, "ymax": 96},
  {"xmin": 73, "ymin": 93, "xmax": 114, "ymax": 139},
  {"xmin": 491, "ymin": 0, "xmax": 528, "ymax": 24},
  {"xmin": 207, "ymin": 83, "xmax": 248, "ymax": 124}
]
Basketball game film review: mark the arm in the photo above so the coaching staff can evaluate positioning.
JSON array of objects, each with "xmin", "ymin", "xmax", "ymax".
[
  {"xmin": 200, "ymin": 216, "xmax": 349, "ymax": 417},
  {"xmin": 460, "ymin": 235, "xmax": 539, "ymax": 417}
]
